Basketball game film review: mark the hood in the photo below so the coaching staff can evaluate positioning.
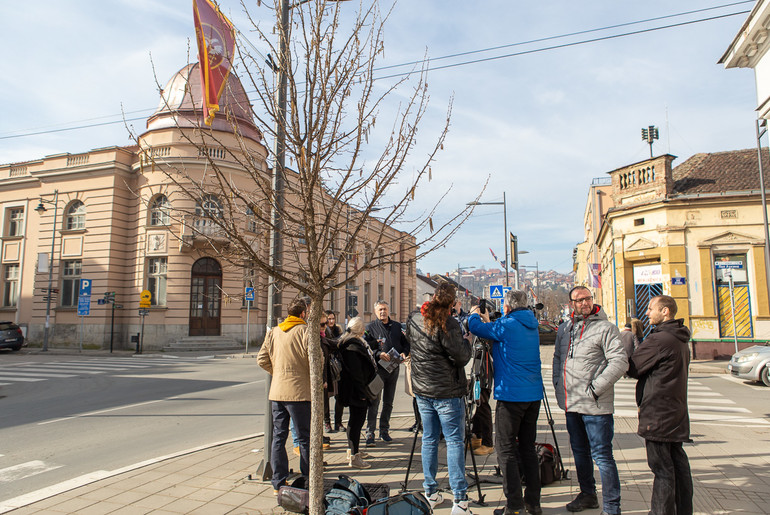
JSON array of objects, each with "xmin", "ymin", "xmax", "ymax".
[
  {"xmin": 508, "ymin": 307, "xmax": 539, "ymax": 329},
  {"xmin": 278, "ymin": 316, "xmax": 306, "ymax": 332},
  {"xmin": 652, "ymin": 318, "xmax": 691, "ymax": 343}
]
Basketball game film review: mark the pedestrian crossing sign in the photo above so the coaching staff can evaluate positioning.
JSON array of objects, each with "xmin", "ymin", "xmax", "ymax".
[{"xmin": 489, "ymin": 285, "xmax": 504, "ymax": 299}]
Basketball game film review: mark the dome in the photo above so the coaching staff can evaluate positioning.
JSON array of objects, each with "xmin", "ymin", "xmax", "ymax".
[{"xmin": 145, "ymin": 63, "xmax": 262, "ymax": 143}]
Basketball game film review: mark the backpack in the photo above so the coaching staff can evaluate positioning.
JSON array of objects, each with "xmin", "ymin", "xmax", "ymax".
[
  {"xmin": 366, "ymin": 492, "xmax": 431, "ymax": 515},
  {"xmin": 536, "ymin": 443, "xmax": 563, "ymax": 486},
  {"xmin": 324, "ymin": 475, "xmax": 371, "ymax": 515}
]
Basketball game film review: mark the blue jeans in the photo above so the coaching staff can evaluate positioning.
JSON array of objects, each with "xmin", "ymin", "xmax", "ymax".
[
  {"xmin": 271, "ymin": 401, "xmax": 310, "ymax": 490},
  {"xmin": 566, "ymin": 412, "xmax": 621, "ymax": 514},
  {"xmin": 416, "ymin": 395, "xmax": 467, "ymax": 501}
]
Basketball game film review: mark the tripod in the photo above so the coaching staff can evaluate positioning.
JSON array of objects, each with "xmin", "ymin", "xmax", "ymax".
[{"xmin": 540, "ymin": 384, "xmax": 569, "ymax": 480}]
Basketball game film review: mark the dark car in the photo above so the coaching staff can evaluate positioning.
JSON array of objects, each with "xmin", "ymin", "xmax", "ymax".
[
  {"xmin": 0, "ymin": 321, "xmax": 24, "ymax": 351},
  {"xmin": 538, "ymin": 322, "xmax": 557, "ymax": 345}
]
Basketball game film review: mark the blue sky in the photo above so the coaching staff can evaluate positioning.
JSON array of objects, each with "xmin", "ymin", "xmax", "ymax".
[{"xmin": 0, "ymin": 1, "xmax": 760, "ymax": 275}]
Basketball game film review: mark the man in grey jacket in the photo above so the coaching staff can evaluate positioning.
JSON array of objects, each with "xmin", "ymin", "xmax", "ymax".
[{"xmin": 553, "ymin": 286, "xmax": 627, "ymax": 515}]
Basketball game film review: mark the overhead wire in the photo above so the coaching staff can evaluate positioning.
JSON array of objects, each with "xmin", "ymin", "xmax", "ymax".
[{"xmin": 0, "ymin": 3, "xmax": 751, "ymax": 142}]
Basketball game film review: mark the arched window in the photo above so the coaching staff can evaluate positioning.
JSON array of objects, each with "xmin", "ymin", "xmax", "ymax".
[
  {"xmin": 65, "ymin": 200, "xmax": 86, "ymax": 230},
  {"xmin": 150, "ymin": 195, "xmax": 171, "ymax": 226}
]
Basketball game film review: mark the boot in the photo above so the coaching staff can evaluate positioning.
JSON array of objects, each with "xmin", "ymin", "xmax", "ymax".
[
  {"xmin": 470, "ymin": 437, "xmax": 482, "ymax": 450},
  {"xmin": 349, "ymin": 452, "xmax": 371, "ymax": 469}
]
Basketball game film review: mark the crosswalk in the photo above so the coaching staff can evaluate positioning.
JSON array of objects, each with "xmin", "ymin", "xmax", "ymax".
[{"xmin": 0, "ymin": 357, "xmax": 214, "ymax": 386}]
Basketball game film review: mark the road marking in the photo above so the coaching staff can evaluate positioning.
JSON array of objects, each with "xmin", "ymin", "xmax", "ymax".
[
  {"xmin": 230, "ymin": 380, "xmax": 264, "ymax": 388},
  {"xmin": 0, "ymin": 371, "xmax": 75, "ymax": 378},
  {"xmin": 0, "ymin": 461, "xmax": 63, "ymax": 483},
  {"xmin": 717, "ymin": 374, "xmax": 766, "ymax": 388},
  {"xmin": 0, "ymin": 376, "xmax": 45, "ymax": 382},
  {"xmin": 38, "ymin": 399, "xmax": 166, "ymax": 425},
  {"xmin": 687, "ymin": 404, "xmax": 750, "ymax": 413},
  {"xmin": 4, "ymin": 367, "xmax": 104, "ymax": 374}
]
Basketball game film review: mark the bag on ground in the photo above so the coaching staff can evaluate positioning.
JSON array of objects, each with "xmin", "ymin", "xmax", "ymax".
[
  {"xmin": 536, "ymin": 442, "xmax": 562, "ymax": 486},
  {"xmin": 366, "ymin": 492, "xmax": 431, "ymax": 515},
  {"xmin": 324, "ymin": 474, "xmax": 371, "ymax": 515}
]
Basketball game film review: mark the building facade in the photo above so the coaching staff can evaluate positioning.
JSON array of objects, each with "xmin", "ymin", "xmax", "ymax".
[{"xmin": 0, "ymin": 64, "xmax": 416, "ymax": 351}]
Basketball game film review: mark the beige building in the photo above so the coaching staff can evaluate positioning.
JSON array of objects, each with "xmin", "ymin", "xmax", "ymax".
[
  {"xmin": 0, "ymin": 64, "xmax": 416, "ymax": 351},
  {"xmin": 575, "ymin": 150, "xmax": 770, "ymax": 358}
]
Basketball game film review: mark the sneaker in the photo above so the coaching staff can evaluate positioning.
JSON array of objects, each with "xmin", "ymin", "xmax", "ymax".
[
  {"xmin": 335, "ymin": 423, "xmax": 346, "ymax": 432},
  {"xmin": 346, "ymin": 449, "xmax": 371, "ymax": 460},
  {"xmin": 323, "ymin": 436, "xmax": 331, "ymax": 449},
  {"xmin": 427, "ymin": 492, "xmax": 444, "ymax": 510},
  {"xmin": 380, "ymin": 431, "xmax": 393, "ymax": 442},
  {"xmin": 349, "ymin": 452, "xmax": 371, "ymax": 469},
  {"xmin": 293, "ymin": 446, "xmax": 300, "ymax": 456},
  {"xmin": 325, "ymin": 422, "xmax": 334, "ymax": 432},
  {"xmin": 473, "ymin": 445, "xmax": 495, "ymax": 456},
  {"xmin": 525, "ymin": 503, "xmax": 543, "ymax": 515},
  {"xmin": 566, "ymin": 492, "xmax": 599, "ymax": 512},
  {"xmin": 493, "ymin": 509, "xmax": 521, "ymax": 515},
  {"xmin": 365, "ymin": 434, "xmax": 376, "ymax": 447},
  {"xmin": 452, "ymin": 498, "xmax": 473, "ymax": 515}
]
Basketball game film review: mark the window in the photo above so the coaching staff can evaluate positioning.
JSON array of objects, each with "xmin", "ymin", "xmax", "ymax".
[
  {"xmin": 390, "ymin": 286, "xmax": 396, "ymax": 313},
  {"xmin": 2, "ymin": 265, "xmax": 19, "ymax": 307},
  {"xmin": 61, "ymin": 260, "xmax": 82, "ymax": 307},
  {"xmin": 634, "ymin": 218, "xmax": 644, "ymax": 226},
  {"xmin": 147, "ymin": 257, "xmax": 168, "ymax": 306},
  {"xmin": 194, "ymin": 195, "xmax": 222, "ymax": 234},
  {"xmin": 65, "ymin": 201, "xmax": 86, "ymax": 230},
  {"xmin": 364, "ymin": 282, "xmax": 371, "ymax": 312},
  {"xmin": 378, "ymin": 284, "xmax": 384, "ymax": 303},
  {"xmin": 246, "ymin": 208, "xmax": 258, "ymax": 233},
  {"xmin": 408, "ymin": 289, "xmax": 414, "ymax": 312},
  {"xmin": 5, "ymin": 208, "xmax": 24, "ymax": 236},
  {"xmin": 150, "ymin": 195, "xmax": 171, "ymax": 226}
]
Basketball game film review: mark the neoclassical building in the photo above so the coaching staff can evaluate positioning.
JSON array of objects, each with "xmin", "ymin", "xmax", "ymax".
[{"xmin": 0, "ymin": 64, "xmax": 416, "ymax": 350}]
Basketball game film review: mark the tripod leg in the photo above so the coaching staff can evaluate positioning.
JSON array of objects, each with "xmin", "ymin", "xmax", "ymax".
[
  {"xmin": 465, "ymin": 402, "xmax": 487, "ymax": 506},
  {"xmin": 401, "ymin": 424, "xmax": 421, "ymax": 492},
  {"xmin": 542, "ymin": 385, "xmax": 568, "ymax": 480}
]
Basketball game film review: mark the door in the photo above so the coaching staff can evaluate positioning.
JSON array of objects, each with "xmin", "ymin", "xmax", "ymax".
[
  {"xmin": 189, "ymin": 258, "xmax": 222, "ymax": 336},
  {"xmin": 633, "ymin": 264, "xmax": 663, "ymax": 338},
  {"xmin": 715, "ymin": 254, "xmax": 753, "ymax": 338}
]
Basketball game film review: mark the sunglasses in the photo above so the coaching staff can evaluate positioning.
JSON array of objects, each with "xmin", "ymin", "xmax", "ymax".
[{"xmin": 320, "ymin": 322, "xmax": 327, "ymax": 327}]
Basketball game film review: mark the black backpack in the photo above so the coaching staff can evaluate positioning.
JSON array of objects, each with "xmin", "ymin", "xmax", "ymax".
[
  {"xmin": 324, "ymin": 475, "xmax": 371, "ymax": 515},
  {"xmin": 366, "ymin": 492, "xmax": 431, "ymax": 515}
]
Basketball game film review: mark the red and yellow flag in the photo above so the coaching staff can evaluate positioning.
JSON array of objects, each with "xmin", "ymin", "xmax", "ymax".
[{"xmin": 193, "ymin": 0, "xmax": 236, "ymax": 126}]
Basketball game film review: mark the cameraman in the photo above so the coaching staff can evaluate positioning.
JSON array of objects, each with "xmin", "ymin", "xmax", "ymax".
[{"xmin": 468, "ymin": 289, "xmax": 544, "ymax": 515}]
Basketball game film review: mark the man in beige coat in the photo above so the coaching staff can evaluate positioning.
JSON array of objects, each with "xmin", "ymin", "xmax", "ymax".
[{"xmin": 258, "ymin": 299, "xmax": 311, "ymax": 491}]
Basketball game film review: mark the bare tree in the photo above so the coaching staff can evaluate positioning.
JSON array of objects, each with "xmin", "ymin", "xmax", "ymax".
[{"xmin": 133, "ymin": 1, "xmax": 483, "ymax": 511}]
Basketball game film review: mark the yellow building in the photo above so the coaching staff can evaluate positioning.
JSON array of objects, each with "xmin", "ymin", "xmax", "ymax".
[
  {"xmin": 0, "ymin": 64, "xmax": 416, "ymax": 351},
  {"xmin": 576, "ymin": 150, "xmax": 769, "ymax": 358}
]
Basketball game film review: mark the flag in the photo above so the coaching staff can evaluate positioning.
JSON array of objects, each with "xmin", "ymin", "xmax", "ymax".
[
  {"xmin": 588, "ymin": 263, "xmax": 601, "ymax": 288},
  {"xmin": 193, "ymin": 0, "xmax": 236, "ymax": 126},
  {"xmin": 489, "ymin": 248, "xmax": 498, "ymax": 262}
]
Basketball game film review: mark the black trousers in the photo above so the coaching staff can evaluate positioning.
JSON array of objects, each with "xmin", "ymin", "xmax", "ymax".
[
  {"xmin": 367, "ymin": 366, "xmax": 399, "ymax": 435},
  {"xmin": 495, "ymin": 400, "xmax": 541, "ymax": 509},
  {"xmin": 645, "ymin": 440, "xmax": 693, "ymax": 515},
  {"xmin": 471, "ymin": 387, "xmax": 493, "ymax": 446},
  {"xmin": 334, "ymin": 396, "xmax": 346, "ymax": 427},
  {"xmin": 347, "ymin": 405, "xmax": 368, "ymax": 454}
]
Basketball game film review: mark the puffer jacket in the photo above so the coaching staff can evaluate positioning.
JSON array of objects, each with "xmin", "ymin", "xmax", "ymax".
[
  {"xmin": 406, "ymin": 311, "xmax": 471, "ymax": 399},
  {"xmin": 552, "ymin": 305, "xmax": 627, "ymax": 415},
  {"xmin": 467, "ymin": 308, "xmax": 543, "ymax": 403},
  {"xmin": 628, "ymin": 319, "xmax": 692, "ymax": 442}
]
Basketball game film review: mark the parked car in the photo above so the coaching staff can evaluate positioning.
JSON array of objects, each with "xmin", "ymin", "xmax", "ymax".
[
  {"xmin": 0, "ymin": 321, "xmax": 24, "ymax": 351},
  {"xmin": 538, "ymin": 322, "xmax": 557, "ymax": 345},
  {"xmin": 727, "ymin": 343, "xmax": 770, "ymax": 386}
]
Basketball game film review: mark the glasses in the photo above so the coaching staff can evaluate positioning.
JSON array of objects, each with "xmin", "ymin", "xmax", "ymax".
[
  {"xmin": 320, "ymin": 322, "xmax": 327, "ymax": 327},
  {"xmin": 571, "ymin": 296, "xmax": 593, "ymax": 304}
]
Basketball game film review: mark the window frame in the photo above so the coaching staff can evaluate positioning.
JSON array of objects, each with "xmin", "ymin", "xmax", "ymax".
[
  {"xmin": 61, "ymin": 260, "xmax": 82, "ymax": 307},
  {"xmin": 149, "ymin": 195, "xmax": 171, "ymax": 226},
  {"xmin": 65, "ymin": 200, "xmax": 86, "ymax": 231},
  {"xmin": 2, "ymin": 264, "xmax": 20, "ymax": 307},
  {"xmin": 147, "ymin": 257, "xmax": 168, "ymax": 306}
]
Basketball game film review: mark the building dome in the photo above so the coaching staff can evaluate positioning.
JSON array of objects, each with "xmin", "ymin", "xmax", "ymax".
[{"xmin": 145, "ymin": 63, "xmax": 262, "ymax": 143}]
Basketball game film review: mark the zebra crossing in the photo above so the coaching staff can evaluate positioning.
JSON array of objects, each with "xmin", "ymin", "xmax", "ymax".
[{"xmin": 0, "ymin": 357, "xmax": 214, "ymax": 386}]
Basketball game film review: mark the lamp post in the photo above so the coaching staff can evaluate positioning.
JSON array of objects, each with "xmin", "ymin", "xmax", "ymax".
[
  {"xmin": 468, "ymin": 192, "xmax": 509, "ymax": 287},
  {"xmin": 755, "ymin": 119, "xmax": 770, "ymax": 308},
  {"xmin": 35, "ymin": 189, "xmax": 59, "ymax": 352}
]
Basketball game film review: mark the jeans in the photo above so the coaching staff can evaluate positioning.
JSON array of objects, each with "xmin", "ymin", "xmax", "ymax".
[
  {"xmin": 367, "ymin": 366, "xmax": 399, "ymax": 435},
  {"xmin": 271, "ymin": 401, "xmax": 311, "ymax": 490},
  {"xmin": 496, "ymin": 400, "xmax": 541, "ymax": 509},
  {"xmin": 566, "ymin": 412, "xmax": 621, "ymax": 514},
  {"xmin": 416, "ymin": 395, "xmax": 467, "ymax": 501},
  {"xmin": 646, "ymin": 440, "xmax": 693, "ymax": 515}
]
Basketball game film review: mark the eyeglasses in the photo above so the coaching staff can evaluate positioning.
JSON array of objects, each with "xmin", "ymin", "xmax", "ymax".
[
  {"xmin": 571, "ymin": 296, "xmax": 593, "ymax": 304},
  {"xmin": 320, "ymin": 322, "xmax": 327, "ymax": 327}
]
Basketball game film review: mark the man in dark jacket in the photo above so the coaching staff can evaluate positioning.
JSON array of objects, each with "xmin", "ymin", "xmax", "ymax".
[
  {"xmin": 628, "ymin": 295, "xmax": 693, "ymax": 515},
  {"xmin": 364, "ymin": 300, "xmax": 410, "ymax": 445}
]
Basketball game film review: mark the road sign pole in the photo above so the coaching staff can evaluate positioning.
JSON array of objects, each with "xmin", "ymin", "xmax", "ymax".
[
  {"xmin": 110, "ymin": 301, "xmax": 115, "ymax": 353},
  {"xmin": 79, "ymin": 315, "xmax": 84, "ymax": 353},
  {"xmin": 727, "ymin": 272, "xmax": 739, "ymax": 354}
]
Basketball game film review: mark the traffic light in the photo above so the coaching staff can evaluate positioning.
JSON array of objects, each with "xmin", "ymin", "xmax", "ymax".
[{"xmin": 510, "ymin": 233, "xmax": 518, "ymax": 270}]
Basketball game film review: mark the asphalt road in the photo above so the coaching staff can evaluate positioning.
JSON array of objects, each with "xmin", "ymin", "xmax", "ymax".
[{"xmin": 0, "ymin": 352, "xmax": 267, "ymax": 504}]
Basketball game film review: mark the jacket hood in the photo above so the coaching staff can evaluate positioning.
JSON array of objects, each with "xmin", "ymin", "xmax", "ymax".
[
  {"xmin": 652, "ymin": 318, "xmax": 691, "ymax": 343},
  {"xmin": 278, "ymin": 316, "xmax": 306, "ymax": 332},
  {"xmin": 508, "ymin": 308, "xmax": 539, "ymax": 329}
]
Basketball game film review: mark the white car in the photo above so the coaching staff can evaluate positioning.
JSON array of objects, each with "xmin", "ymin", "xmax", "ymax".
[{"xmin": 727, "ymin": 343, "xmax": 770, "ymax": 386}]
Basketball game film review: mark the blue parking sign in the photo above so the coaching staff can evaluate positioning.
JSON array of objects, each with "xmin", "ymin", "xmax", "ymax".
[{"xmin": 79, "ymin": 279, "xmax": 92, "ymax": 297}]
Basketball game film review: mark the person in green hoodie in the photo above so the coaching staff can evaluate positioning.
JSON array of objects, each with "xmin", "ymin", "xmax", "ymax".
[{"xmin": 257, "ymin": 299, "xmax": 311, "ymax": 492}]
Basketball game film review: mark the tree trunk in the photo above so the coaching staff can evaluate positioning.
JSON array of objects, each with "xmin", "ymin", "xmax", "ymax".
[{"xmin": 306, "ymin": 299, "xmax": 326, "ymax": 515}]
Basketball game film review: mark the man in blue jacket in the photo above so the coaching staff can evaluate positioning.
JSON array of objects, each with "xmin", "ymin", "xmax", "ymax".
[{"xmin": 468, "ymin": 289, "xmax": 544, "ymax": 515}]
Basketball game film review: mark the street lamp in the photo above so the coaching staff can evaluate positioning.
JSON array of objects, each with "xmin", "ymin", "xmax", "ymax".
[
  {"xmin": 34, "ymin": 189, "xmax": 59, "ymax": 352},
  {"xmin": 467, "ymin": 192, "xmax": 509, "ymax": 287}
]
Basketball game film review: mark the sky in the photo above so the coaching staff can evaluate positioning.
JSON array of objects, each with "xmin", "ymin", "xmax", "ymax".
[{"xmin": 0, "ymin": 0, "xmax": 761, "ymax": 276}]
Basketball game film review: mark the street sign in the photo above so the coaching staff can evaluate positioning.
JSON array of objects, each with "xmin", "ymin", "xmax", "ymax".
[
  {"xmin": 245, "ymin": 287, "xmax": 255, "ymax": 301},
  {"xmin": 139, "ymin": 289, "xmax": 152, "ymax": 308},
  {"xmin": 114, "ymin": 304, "xmax": 123, "ymax": 309},
  {"xmin": 502, "ymin": 286, "xmax": 512, "ymax": 296},
  {"xmin": 79, "ymin": 279, "xmax": 92, "ymax": 297},
  {"xmin": 78, "ymin": 295, "xmax": 91, "ymax": 316},
  {"xmin": 672, "ymin": 277, "xmax": 686, "ymax": 285},
  {"xmin": 489, "ymin": 285, "xmax": 504, "ymax": 299},
  {"xmin": 714, "ymin": 261, "xmax": 743, "ymax": 269},
  {"xmin": 97, "ymin": 298, "xmax": 106, "ymax": 305},
  {"xmin": 138, "ymin": 308, "xmax": 150, "ymax": 316}
]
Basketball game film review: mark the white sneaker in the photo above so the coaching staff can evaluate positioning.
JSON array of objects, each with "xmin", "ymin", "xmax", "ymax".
[
  {"xmin": 451, "ymin": 498, "xmax": 473, "ymax": 515},
  {"xmin": 427, "ymin": 492, "xmax": 444, "ymax": 510}
]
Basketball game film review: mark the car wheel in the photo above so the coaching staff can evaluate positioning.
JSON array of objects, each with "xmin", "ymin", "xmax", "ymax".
[
  {"xmin": 760, "ymin": 366, "xmax": 770, "ymax": 387},
  {"xmin": 11, "ymin": 345, "xmax": 21, "ymax": 351}
]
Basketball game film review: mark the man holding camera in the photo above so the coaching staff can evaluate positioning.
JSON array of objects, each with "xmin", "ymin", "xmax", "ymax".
[{"xmin": 469, "ymin": 290, "xmax": 544, "ymax": 515}]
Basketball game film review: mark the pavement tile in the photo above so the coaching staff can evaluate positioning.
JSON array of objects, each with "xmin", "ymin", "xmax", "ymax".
[
  {"xmin": 129, "ymin": 494, "xmax": 177, "ymax": 510},
  {"xmin": 41, "ymin": 497, "xmax": 99, "ymax": 513},
  {"xmin": 155, "ymin": 497, "xmax": 207, "ymax": 513},
  {"xmin": 211, "ymin": 490, "xmax": 259, "ymax": 507},
  {"xmin": 78, "ymin": 487, "xmax": 126, "ymax": 502},
  {"xmin": 76, "ymin": 501, "xmax": 126, "ymax": 515},
  {"xmin": 186, "ymin": 502, "xmax": 239, "ymax": 514},
  {"xmin": 108, "ymin": 505, "xmax": 153, "ymax": 515}
]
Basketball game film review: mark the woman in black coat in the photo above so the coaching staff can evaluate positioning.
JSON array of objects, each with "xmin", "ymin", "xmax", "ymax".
[{"xmin": 337, "ymin": 317, "xmax": 377, "ymax": 469}]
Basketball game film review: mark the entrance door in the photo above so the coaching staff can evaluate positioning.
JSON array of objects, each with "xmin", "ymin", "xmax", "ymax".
[
  {"xmin": 715, "ymin": 254, "xmax": 753, "ymax": 338},
  {"xmin": 189, "ymin": 258, "xmax": 222, "ymax": 336},
  {"xmin": 633, "ymin": 264, "xmax": 663, "ymax": 338}
]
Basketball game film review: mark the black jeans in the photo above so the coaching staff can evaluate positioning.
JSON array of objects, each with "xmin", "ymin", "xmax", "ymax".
[
  {"xmin": 645, "ymin": 440, "xmax": 693, "ymax": 515},
  {"xmin": 367, "ymin": 366, "xmax": 399, "ymax": 435},
  {"xmin": 471, "ymin": 387, "xmax": 493, "ymax": 446},
  {"xmin": 347, "ymin": 405, "xmax": 368, "ymax": 454},
  {"xmin": 495, "ymin": 400, "xmax": 541, "ymax": 510},
  {"xmin": 334, "ymin": 396, "xmax": 346, "ymax": 427}
]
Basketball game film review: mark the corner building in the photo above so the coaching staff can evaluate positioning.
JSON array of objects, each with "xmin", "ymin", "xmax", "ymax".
[{"xmin": 0, "ymin": 64, "xmax": 416, "ymax": 350}]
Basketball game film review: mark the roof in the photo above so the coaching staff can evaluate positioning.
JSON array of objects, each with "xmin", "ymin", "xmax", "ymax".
[{"xmin": 672, "ymin": 148, "xmax": 770, "ymax": 195}]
